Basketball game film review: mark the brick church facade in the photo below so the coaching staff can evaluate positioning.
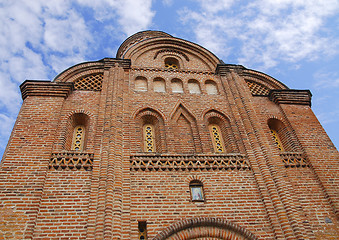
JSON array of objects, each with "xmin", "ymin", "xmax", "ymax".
[{"xmin": 0, "ymin": 31, "xmax": 338, "ymax": 239}]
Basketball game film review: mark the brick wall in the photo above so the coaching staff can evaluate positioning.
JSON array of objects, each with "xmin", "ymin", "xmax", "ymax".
[{"xmin": 0, "ymin": 31, "xmax": 338, "ymax": 239}]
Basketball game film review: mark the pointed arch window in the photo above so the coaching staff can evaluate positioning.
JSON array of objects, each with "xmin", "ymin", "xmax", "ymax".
[
  {"xmin": 209, "ymin": 124, "xmax": 225, "ymax": 153},
  {"xmin": 143, "ymin": 124, "xmax": 155, "ymax": 152},
  {"xmin": 190, "ymin": 180, "xmax": 204, "ymax": 202}
]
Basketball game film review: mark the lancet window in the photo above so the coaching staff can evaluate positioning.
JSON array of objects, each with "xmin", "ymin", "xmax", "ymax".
[
  {"xmin": 209, "ymin": 124, "xmax": 225, "ymax": 153},
  {"xmin": 143, "ymin": 124, "xmax": 155, "ymax": 152}
]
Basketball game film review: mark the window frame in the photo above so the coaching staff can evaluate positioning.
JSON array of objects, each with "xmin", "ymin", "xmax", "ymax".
[{"xmin": 189, "ymin": 181, "xmax": 205, "ymax": 202}]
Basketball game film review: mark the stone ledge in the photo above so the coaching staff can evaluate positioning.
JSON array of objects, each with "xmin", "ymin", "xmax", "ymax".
[
  {"xmin": 20, "ymin": 80, "xmax": 73, "ymax": 100},
  {"xmin": 130, "ymin": 153, "xmax": 250, "ymax": 171},
  {"xmin": 269, "ymin": 89, "xmax": 312, "ymax": 106}
]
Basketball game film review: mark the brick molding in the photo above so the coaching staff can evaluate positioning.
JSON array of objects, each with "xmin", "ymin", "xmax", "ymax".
[
  {"xmin": 269, "ymin": 89, "xmax": 312, "ymax": 106},
  {"xmin": 20, "ymin": 80, "xmax": 73, "ymax": 100}
]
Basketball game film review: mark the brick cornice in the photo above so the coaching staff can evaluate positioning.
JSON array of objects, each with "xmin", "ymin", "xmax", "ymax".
[
  {"xmin": 269, "ymin": 89, "xmax": 312, "ymax": 106},
  {"xmin": 216, "ymin": 64, "xmax": 245, "ymax": 76},
  {"xmin": 100, "ymin": 58, "xmax": 131, "ymax": 70},
  {"xmin": 20, "ymin": 80, "xmax": 74, "ymax": 100}
]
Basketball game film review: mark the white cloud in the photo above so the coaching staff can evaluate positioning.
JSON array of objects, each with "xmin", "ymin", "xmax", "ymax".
[
  {"xmin": 314, "ymin": 71, "xmax": 339, "ymax": 89},
  {"xmin": 179, "ymin": 0, "xmax": 339, "ymax": 69},
  {"xmin": 0, "ymin": 0, "xmax": 156, "ymax": 157},
  {"xmin": 76, "ymin": 0, "xmax": 155, "ymax": 36},
  {"xmin": 162, "ymin": 0, "xmax": 173, "ymax": 6}
]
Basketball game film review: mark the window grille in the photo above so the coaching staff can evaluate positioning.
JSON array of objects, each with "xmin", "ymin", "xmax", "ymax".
[
  {"xmin": 144, "ymin": 125, "xmax": 155, "ymax": 152},
  {"xmin": 271, "ymin": 129, "xmax": 284, "ymax": 151},
  {"xmin": 72, "ymin": 125, "xmax": 85, "ymax": 151},
  {"xmin": 138, "ymin": 221, "xmax": 147, "ymax": 240},
  {"xmin": 209, "ymin": 125, "xmax": 224, "ymax": 153},
  {"xmin": 74, "ymin": 73, "xmax": 103, "ymax": 91},
  {"xmin": 165, "ymin": 57, "xmax": 179, "ymax": 70},
  {"xmin": 246, "ymin": 80, "xmax": 269, "ymax": 95}
]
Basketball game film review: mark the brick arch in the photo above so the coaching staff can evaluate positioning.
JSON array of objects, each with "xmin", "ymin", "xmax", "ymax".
[
  {"xmin": 203, "ymin": 109, "xmax": 230, "ymax": 123},
  {"xmin": 65, "ymin": 109, "xmax": 94, "ymax": 119},
  {"xmin": 185, "ymin": 175, "xmax": 206, "ymax": 185},
  {"xmin": 153, "ymin": 217, "xmax": 258, "ymax": 240},
  {"xmin": 134, "ymin": 107, "xmax": 166, "ymax": 121}
]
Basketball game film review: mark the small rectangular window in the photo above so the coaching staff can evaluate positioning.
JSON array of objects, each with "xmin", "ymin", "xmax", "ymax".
[
  {"xmin": 138, "ymin": 221, "xmax": 147, "ymax": 240},
  {"xmin": 190, "ymin": 181, "xmax": 204, "ymax": 202}
]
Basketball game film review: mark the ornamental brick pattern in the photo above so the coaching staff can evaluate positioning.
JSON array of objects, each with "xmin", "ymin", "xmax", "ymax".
[{"xmin": 0, "ymin": 31, "xmax": 338, "ymax": 239}]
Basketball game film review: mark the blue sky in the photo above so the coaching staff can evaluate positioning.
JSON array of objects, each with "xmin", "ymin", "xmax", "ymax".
[{"xmin": 0, "ymin": 0, "xmax": 338, "ymax": 157}]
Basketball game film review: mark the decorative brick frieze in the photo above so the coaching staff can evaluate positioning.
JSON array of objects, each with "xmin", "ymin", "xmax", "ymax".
[
  {"xmin": 20, "ymin": 80, "xmax": 73, "ymax": 100},
  {"xmin": 49, "ymin": 152, "xmax": 94, "ymax": 170},
  {"xmin": 130, "ymin": 154, "xmax": 250, "ymax": 171},
  {"xmin": 132, "ymin": 67, "xmax": 214, "ymax": 76},
  {"xmin": 269, "ymin": 89, "xmax": 312, "ymax": 106},
  {"xmin": 280, "ymin": 152, "xmax": 309, "ymax": 168}
]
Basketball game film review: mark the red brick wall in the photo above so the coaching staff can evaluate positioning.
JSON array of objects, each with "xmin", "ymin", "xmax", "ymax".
[{"xmin": 0, "ymin": 34, "xmax": 338, "ymax": 239}]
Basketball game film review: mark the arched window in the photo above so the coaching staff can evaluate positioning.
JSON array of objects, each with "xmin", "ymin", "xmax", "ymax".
[
  {"xmin": 268, "ymin": 118, "xmax": 297, "ymax": 152},
  {"xmin": 165, "ymin": 57, "xmax": 179, "ymax": 70},
  {"xmin": 72, "ymin": 125, "xmax": 85, "ymax": 151},
  {"xmin": 209, "ymin": 124, "xmax": 225, "ymax": 153},
  {"xmin": 188, "ymin": 79, "xmax": 201, "ymax": 94},
  {"xmin": 205, "ymin": 111, "xmax": 238, "ymax": 153},
  {"xmin": 135, "ymin": 76, "xmax": 148, "ymax": 91},
  {"xmin": 171, "ymin": 78, "xmax": 184, "ymax": 93},
  {"xmin": 153, "ymin": 77, "xmax": 166, "ymax": 92},
  {"xmin": 135, "ymin": 108, "xmax": 166, "ymax": 153},
  {"xmin": 205, "ymin": 80, "xmax": 218, "ymax": 95},
  {"xmin": 143, "ymin": 124, "xmax": 155, "ymax": 152},
  {"xmin": 65, "ymin": 113, "xmax": 90, "ymax": 151},
  {"xmin": 189, "ymin": 180, "xmax": 204, "ymax": 201}
]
